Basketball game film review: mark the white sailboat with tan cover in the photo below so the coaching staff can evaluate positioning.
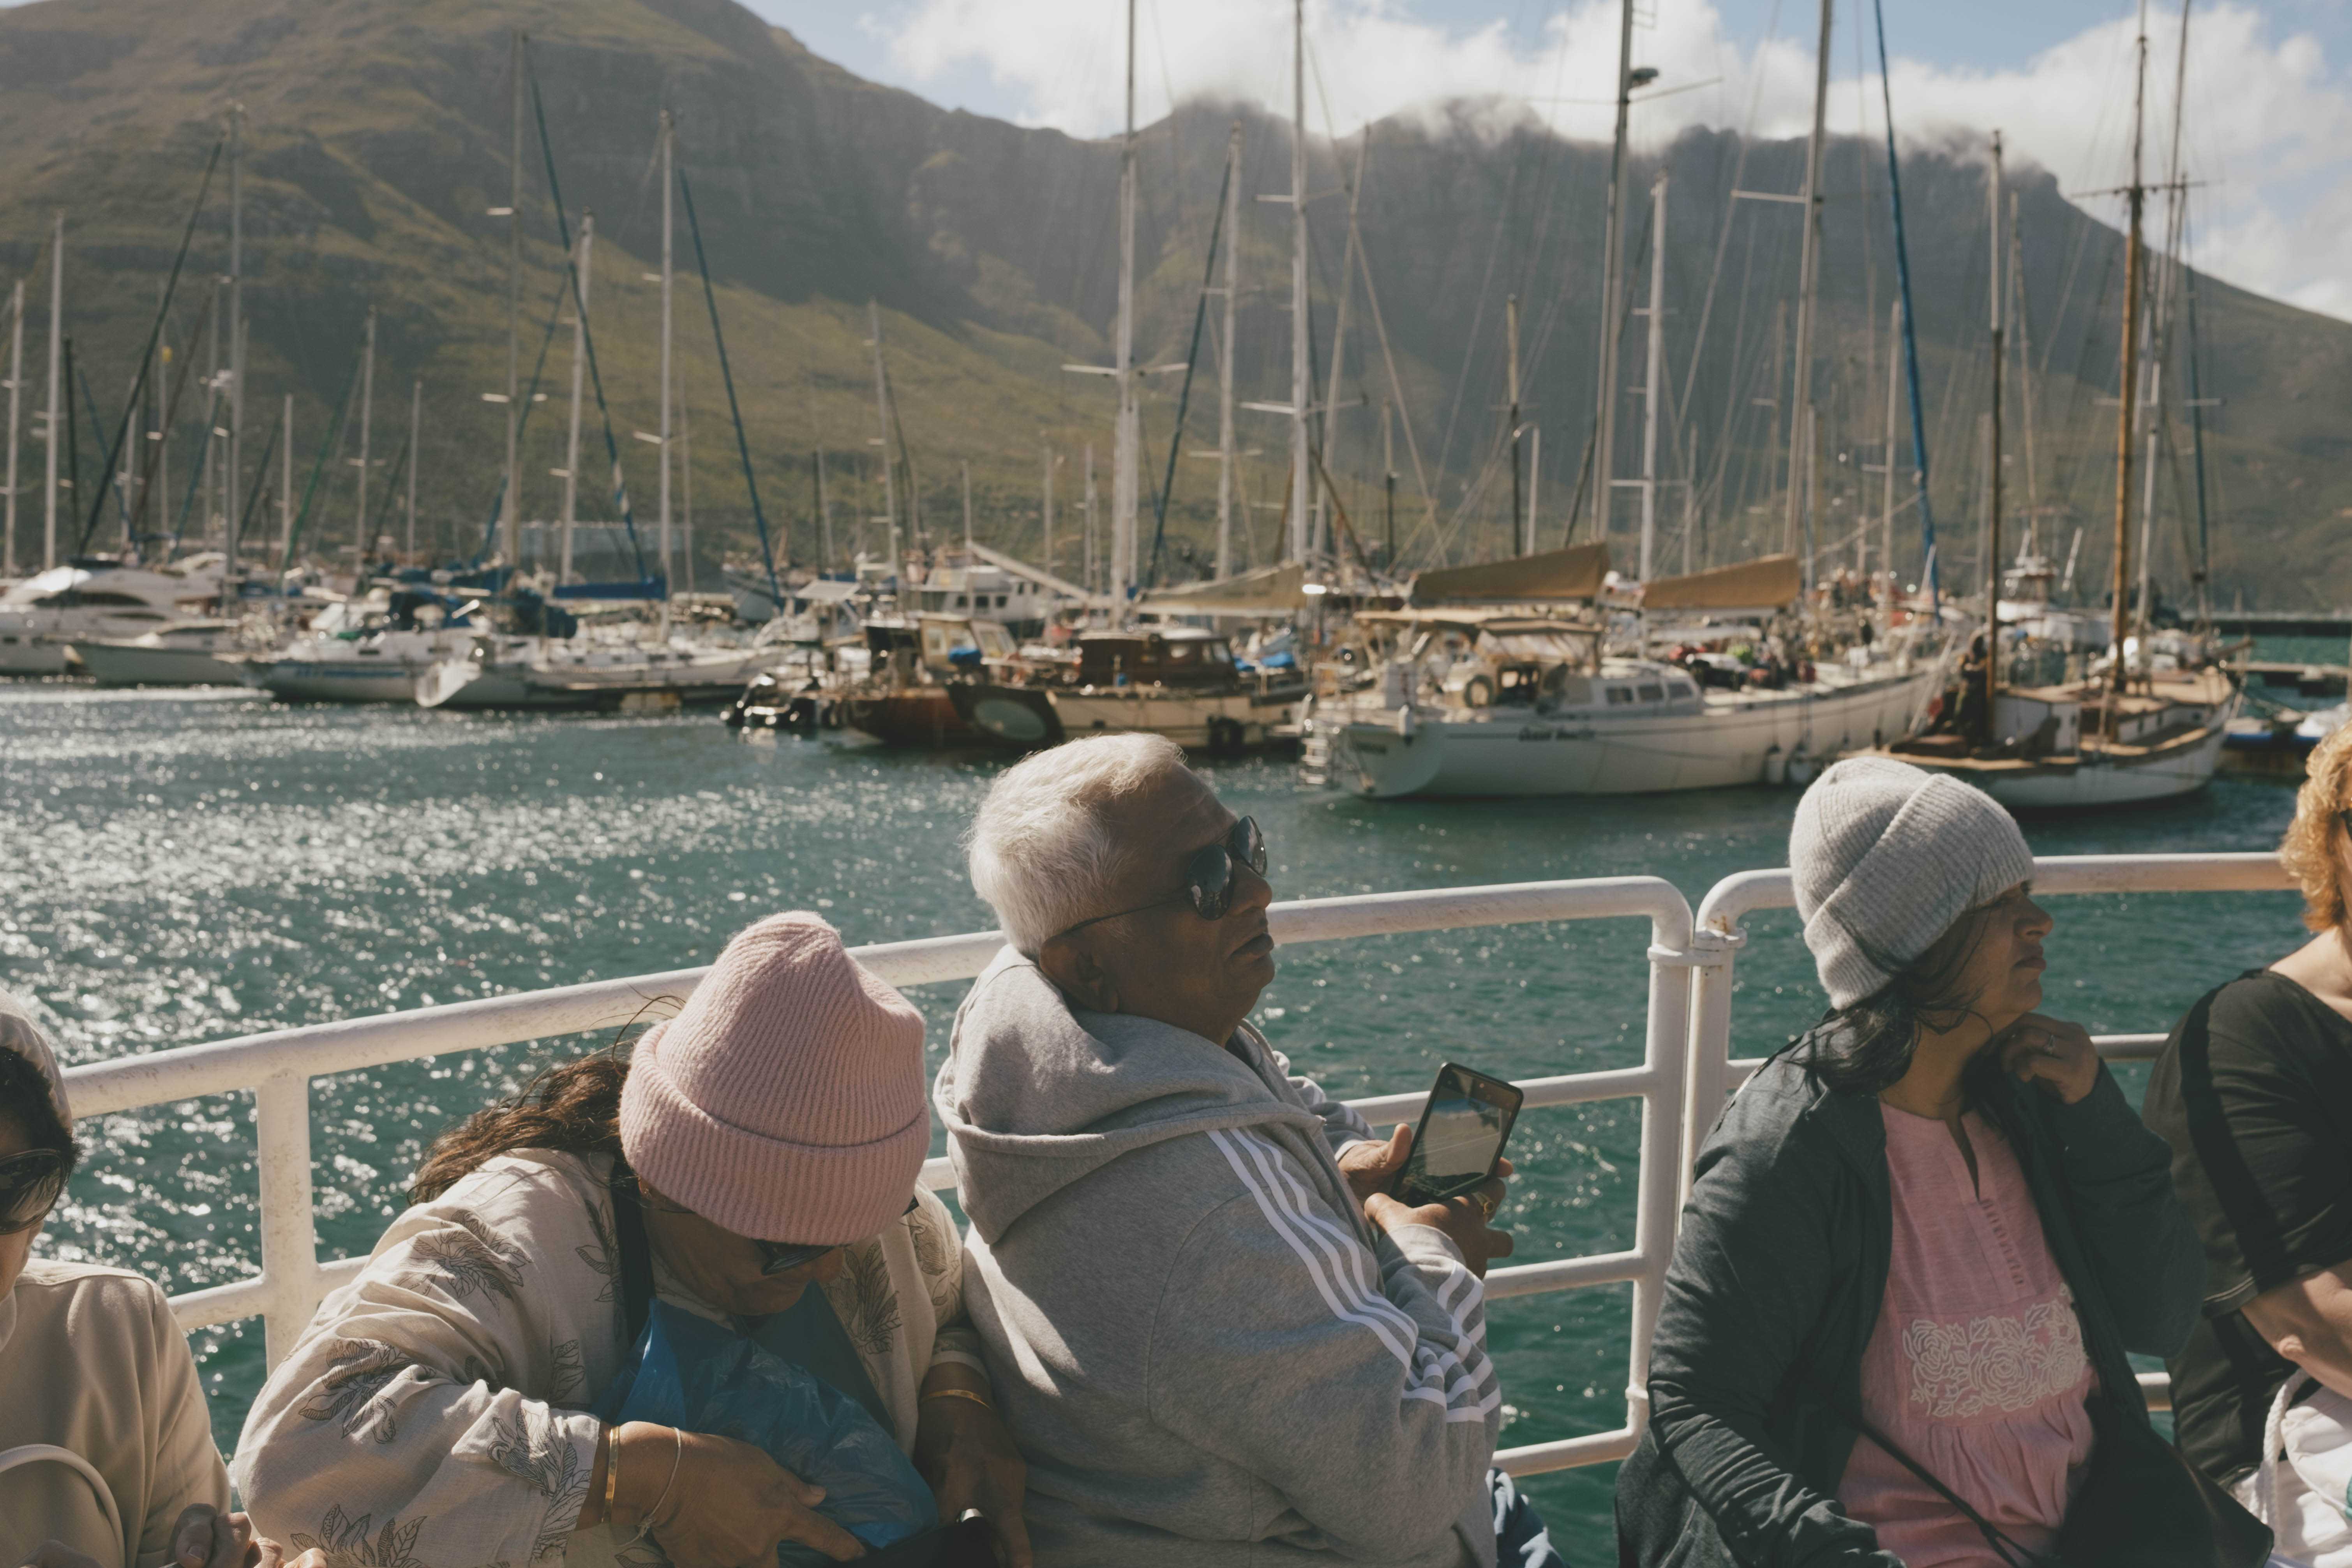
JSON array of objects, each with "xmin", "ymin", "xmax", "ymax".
[{"xmin": 1302, "ymin": 548, "xmax": 1945, "ymax": 798}]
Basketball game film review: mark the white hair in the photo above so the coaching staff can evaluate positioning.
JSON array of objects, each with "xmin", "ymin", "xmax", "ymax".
[{"xmin": 967, "ymin": 733, "xmax": 1193, "ymax": 955}]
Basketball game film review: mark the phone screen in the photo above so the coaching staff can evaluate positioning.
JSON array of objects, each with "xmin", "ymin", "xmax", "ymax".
[{"xmin": 1395, "ymin": 1064, "xmax": 1521, "ymax": 1206}]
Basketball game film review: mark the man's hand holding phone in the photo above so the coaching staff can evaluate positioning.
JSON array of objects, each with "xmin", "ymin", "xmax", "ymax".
[{"xmin": 1365, "ymin": 1147, "xmax": 1516, "ymax": 1278}]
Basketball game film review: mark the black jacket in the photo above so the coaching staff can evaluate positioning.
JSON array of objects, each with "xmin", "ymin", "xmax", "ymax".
[{"xmin": 1614, "ymin": 1044, "xmax": 2205, "ymax": 1568}]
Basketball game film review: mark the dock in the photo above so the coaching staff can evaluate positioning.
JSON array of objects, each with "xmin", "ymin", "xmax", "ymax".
[{"xmin": 2244, "ymin": 660, "xmax": 2350, "ymax": 697}]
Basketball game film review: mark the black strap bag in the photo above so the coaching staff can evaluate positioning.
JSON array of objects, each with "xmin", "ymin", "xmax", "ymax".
[{"xmin": 1821, "ymin": 1381, "xmax": 2270, "ymax": 1568}]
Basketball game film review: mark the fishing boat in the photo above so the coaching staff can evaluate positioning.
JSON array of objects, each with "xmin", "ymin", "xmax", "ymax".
[
  {"xmin": 828, "ymin": 611, "xmax": 1018, "ymax": 748},
  {"xmin": 0, "ymin": 557, "xmax": 224, "ymax": 676},
  {"xmin": 952, "ymin": 623, "xmax": 1306, "ymax": 756}
]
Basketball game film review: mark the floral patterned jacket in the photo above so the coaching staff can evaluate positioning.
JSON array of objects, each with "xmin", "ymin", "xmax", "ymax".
[{"xmin": 230, "ymin": 1149, "xmax": 981, "ymax": 1568}]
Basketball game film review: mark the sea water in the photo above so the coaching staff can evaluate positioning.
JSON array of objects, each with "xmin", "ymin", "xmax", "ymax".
[{"xmin": 0, "ymin": 654, "xmax": 2326, "ymax": 1550}]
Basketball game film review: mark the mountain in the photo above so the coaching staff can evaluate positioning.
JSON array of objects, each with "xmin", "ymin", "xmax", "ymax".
[{"xmin": 0, "ymin": 0, "xmax": 2343, "ymax": 607}]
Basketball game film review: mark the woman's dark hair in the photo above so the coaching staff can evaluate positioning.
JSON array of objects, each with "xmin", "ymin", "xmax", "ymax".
[
  {"xmin": 410, "ymin": 1047, "xmax": 628, "ymax": 1205},
  {"xmin": 0, "ymin": 1047, "xmax": 79, "ymax": 1173},
  {"xmin": 1793, "ymin": 894, "xmax": 2014, "ymax": 1097}
]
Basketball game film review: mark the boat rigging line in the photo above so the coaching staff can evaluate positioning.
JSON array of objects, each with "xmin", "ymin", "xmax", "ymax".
[
  {"xmin": 73, "ymin": 132, "xmax": 225, "ymax": 558},
  {"xmin": 675, "ymin": 162, "xmax": 784, "ymax": 614},
  {"xmin": 1871, "ymin": 0, "xmax": 1940, "ymax": 606},
  {"xmin": 1141, "ymin": 143, "xmax": 1234, "ymax": 590}
]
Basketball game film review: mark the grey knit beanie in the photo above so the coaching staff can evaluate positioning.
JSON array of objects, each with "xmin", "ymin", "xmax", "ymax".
[{"xmin": 1790, "ymin": 757, "xmax": 2037, "ymax": 1009}]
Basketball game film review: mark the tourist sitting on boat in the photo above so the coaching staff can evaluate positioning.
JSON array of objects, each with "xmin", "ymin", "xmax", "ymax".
[
  {"xmin": 936, "ymin": 734, "xmax": 1550, "ymax": 1567},
  {"xmin": 232, "ymin": 914, "xmax": 1030, "ymax": 1567},
  {"xmin": 0, "ymin": 991, "xmax": 321, "ymax": 1568},
  {"xmin": 2147, "ymin": 721, "xmax": 2352, "ymax": 1566},
  {"xmin": 1617, "ymin": 757, "xmax": 2207, "ymax": 1567}
]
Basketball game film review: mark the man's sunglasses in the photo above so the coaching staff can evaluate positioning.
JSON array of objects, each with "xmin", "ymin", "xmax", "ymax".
[
  {"xmin": 1052, "ymin": 816, "xmax": 1269, "ymax": 943},
  {"xmin": 0, "ymin": 1149, "xmax": 68, "ymax": 1235},
  {"xmin": 752, "ymin": 1193, "xmax": 920, "ymax": 1277}
]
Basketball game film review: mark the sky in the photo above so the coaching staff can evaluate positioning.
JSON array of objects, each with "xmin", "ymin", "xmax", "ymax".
[{"xmin": 760, "ymin": 0, "xmax": 2352, "ymax": 321}]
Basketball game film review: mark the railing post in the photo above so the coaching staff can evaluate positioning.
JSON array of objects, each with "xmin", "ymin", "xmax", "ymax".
[
  {"xmin": 1627, "ymin": 906, "xmax": 1696, "ymax": 1435},
  {"xmin": 1680, "ymin": 925, "xmax": 1745, "ymax": 1210},
  {"xmin": 253, "ymin": 1071, "xmax": 323, "ymax": 1370}
]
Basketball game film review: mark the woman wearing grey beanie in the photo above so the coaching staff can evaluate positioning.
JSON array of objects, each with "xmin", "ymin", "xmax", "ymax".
[{"xmin": 1615, "ymin": 758, "xmax": 2213, "ymax": 1567}]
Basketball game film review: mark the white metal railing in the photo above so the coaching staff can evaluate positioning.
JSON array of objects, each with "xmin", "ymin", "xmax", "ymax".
[
  {"xmin": 62, "ymin": 875, "xmax": 1694, "ymax": 1477},
  {"xmin": 54, "ymin": 852, "xmax": 2295, "ymax": 1475}
]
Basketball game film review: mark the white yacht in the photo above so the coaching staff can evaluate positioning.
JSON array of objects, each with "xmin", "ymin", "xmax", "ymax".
[
  {"xmin": 245, "ymin": 593, "xmax": 482, "ymax": 704},
  {"xmin": 0, "ymin": 557, "xmax": 225, "ymax": 676},
  {"xmin": 416, "ymin": 634, "xmax": 769, "ymax": 712},
  {"xmin": 1302, "ymin": 614, "xmax": 1941, "ymax": 798},
  {"xmin": 1304, "ymin": 553, "xmax": 1945, "ymax": 798},
  {"xmin": 71, "ymin": 620, "xmax": 251, "ymax": 687}
]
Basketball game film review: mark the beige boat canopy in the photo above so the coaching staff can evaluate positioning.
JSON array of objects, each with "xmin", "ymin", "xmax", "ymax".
[
  {"xmin": 1135, "ymin": 561, "xmax": 1310, "ymax": 616},
  {"xmin": 1408, "ymin": 542, "xmax": 1611, "ymax": 604},
  {"xmin": 1639, "ymin": 553, "xmax": 1803, "ymax": 612}
]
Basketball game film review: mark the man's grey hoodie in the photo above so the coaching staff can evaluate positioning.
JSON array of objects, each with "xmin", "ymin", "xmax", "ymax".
[{"xmin": 934, "ymin": 949, "xmax": 1500, "ymax": 1567}]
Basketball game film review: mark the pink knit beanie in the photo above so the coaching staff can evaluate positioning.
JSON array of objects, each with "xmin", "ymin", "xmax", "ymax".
[{"xmin": 619, "ymin": 912, "xmax": 929, "ymax": 1245}]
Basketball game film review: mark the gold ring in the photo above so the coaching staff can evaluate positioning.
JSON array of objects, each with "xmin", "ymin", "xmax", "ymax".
[{"xmin": 1472, "ymin": 1190, "xmax": 1497, "ymax": 1223}]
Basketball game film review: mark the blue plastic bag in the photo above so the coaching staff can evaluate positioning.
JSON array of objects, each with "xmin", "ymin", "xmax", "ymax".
[{"xmin": 595, "ymin": 1300, "xmax": 936, "ymax": 1563}]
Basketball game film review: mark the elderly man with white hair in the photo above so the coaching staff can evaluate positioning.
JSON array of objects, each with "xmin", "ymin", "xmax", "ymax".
[{"xmin": 933, "ymin": 734, "xmax": 1554, "ymax": 1568}]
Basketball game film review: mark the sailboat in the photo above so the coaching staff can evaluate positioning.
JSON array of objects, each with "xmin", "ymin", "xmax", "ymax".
[{"xmin": 1879, "ymin": 79, "xmax": 2238, "ymax": 808}]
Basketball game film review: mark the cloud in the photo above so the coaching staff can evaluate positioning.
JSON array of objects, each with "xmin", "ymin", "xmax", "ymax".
[{"xmin": 879, "ymin": 0, "xmax": 2352, "ymax": 319}]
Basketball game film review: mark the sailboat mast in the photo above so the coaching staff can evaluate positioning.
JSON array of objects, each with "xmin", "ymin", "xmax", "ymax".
[
  {"xmin": 868, "ymin": 300, "xmax": 899, "ymax": 570},
  {"xmin": 2109, "ymin": 8, "xmax": 2148, "ymax": 700},
  {"xmin": 1216, "ymin": 123, "xmax": 1240, "ymax": 580},
  {"xmin": 1984, "ymin": 132, "xmax": 2004, "ymax": 736},
  {"xmin": 1287, "ymin": 0, "xmax": 1310, "ymax": 567},
  {"xmin": 4, "ymin": 279, "xmax": 20, "ymax": 580},
  {"xmin": 1040, "ymin": 446, "xmax": 1054, "ymax": 578},
  {"xmin": 561, "ymin": 214, "xmax": 591, "ymax": 582},
  {"xmin": 1112, "ymin": 0, "xmax": 1139, "ymax": 603},
  {"xmin": 224, "ymin": 106, "xmax": 242, "ymax": 597},
  {"xmin": 1784, "ymin": 0, "xmax": 1833, "ymax": 582},
  {"xmin": 501, "ymin": 33, "xmax": 523, "ymax": 570},
  {"xmin": 43, "ymin": 213, "xmax": 59, "ymax": 571},
  {"xmin": 279, "ymin": 394, "xmax": 292, "ymax": 562},
  {"xmin": 961, "ymin": 460, "xmax": 973, "ymax": 552},
  {"xmin": 1879, "ymin": 298, "xmax": 1900, "ymax": 608},
  {"xmin": 1317, "ymin": 132, "xmax": 1367, "ymax": 564},
  {"xmin": 1639, "ymin": 170, "xmax": 1668, "ymax": 581},
  {"xmin": 1592, "ymin": 0, "xmax": 1636, "ymax": 549},
  {"xmin": 658, "ymin": 111, "xmax": 675, "ymax": 591},
  {"xmin": 406, "ymin": 377, "xmax": 420, "ymax": 560},
  {"xmin": 354, "ymin": 302, "xmax": 376, "ymax": 558},
  {"xmin": 1505, "ymin": 294, "xmax": 1522, "ymax": 556}
]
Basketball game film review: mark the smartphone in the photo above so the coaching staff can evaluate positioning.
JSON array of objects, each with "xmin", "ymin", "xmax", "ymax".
[{"xmin": 1392, "ymin": 1062, "xmax": 1524, "ymax": 1206}]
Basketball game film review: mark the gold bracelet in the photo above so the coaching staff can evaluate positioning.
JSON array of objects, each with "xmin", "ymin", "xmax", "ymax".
[
  {"xmin": 921, "ymin": 1386, "xmax": 996, "ymax": 1414},
  {"xmin": 603, "ymin": 1426, "xmax": 621, "ymax": 1516}
]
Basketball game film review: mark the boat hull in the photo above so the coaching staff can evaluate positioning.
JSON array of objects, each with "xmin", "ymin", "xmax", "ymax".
[
  {"xmin": 254, "ymin": 659, "xmax": 436, "ymax": 704},
  {"xmin": 73, "ymin": 641, "xmax": 245, "ymax": 687},
  {"xmin": 1901, "ymin": 721, "xmax": 2232, "ymax": 808},
  {"xmin": 840, "ymin": 689, "xmax": 980, "ymax": 748},
  {"xmin": 1048, "ymin": 688, "xmax": 1299, "ymax": 754},
  {"xmin": 1313, "ymin": 666, "xmax": 1938, "ymax": 798},
  {"xmin": 0, "ymin": 634, "xmax": 73, "ymax": 676}
]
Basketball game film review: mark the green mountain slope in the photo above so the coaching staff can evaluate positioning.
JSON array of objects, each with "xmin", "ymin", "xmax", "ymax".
[{"xmin": 0, "ymin": 0, "xmax": 2341, "ymax": 607}]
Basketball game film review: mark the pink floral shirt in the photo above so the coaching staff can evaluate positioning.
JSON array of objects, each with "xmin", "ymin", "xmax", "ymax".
[{"xmin": 1837, "ymin": 1103, "xmax": 2096, "ymax": 1565}]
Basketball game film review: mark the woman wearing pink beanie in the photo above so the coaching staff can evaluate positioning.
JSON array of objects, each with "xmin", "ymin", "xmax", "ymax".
[{"xmin": 233, "ymin": 912, "xmax": 1030, "ymax": 1568}]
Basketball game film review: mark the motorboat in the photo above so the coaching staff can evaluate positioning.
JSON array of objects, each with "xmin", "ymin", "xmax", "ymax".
[
  {"xmin": 70, "ymin": 619, "xmax": 251, "ymax": 687},
  {"xmin": 0, "ymin": 557, "xmax": 225, "ymax": 676},
  {"xmin": 832, "ymin": 613, "xmax": 1018, "ymax": 747},
  {"xmin": 418, "ymin": 634, "xmax": 769, "ymax": 713}
]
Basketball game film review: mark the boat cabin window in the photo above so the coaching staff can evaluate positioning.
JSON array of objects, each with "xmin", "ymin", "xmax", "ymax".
[
  {"xmin": 1209, "ymin": 642, "xmax": 1233, "ymax": 665},
  {"xmin": 1495, "ymin": 664, "xmax": 1543, "ymax": 706},
  {"xmin": 1637, "ymin": 683, "xmax": 1664, "ymax": 703},
  {"xmin": 974, "ymin": 623, "xmax": 1015, "ymax": 659},
  {"xmin": 1667, "ymin": 679, "xmax": 1697, "ymax": 700},
  {"xmin": 39, "ymin": 590, "xmax": 152, "ymax": 608},
  {"xmin": 1606, "ymin": 686, "xmax": 1635, "ymax": 706},
  {"xmin": 1539, "ymin": 667, "xmax": 1592, "ymax": 708}
]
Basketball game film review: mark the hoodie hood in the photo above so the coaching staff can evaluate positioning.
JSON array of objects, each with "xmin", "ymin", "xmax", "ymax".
[
  {"xmin": 0, "ymin": 986, "xmax": 71, "ymax": 1130},
  {"xmin": 934, "ymin": 949, "xmax": 1322, "ymax": 1243}
]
